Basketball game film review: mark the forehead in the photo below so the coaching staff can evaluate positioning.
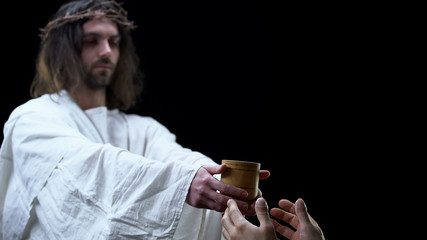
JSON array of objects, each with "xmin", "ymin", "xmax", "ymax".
[{"xmin": 82, "ymin": 16, "xmax": 118, "ymax": 36}]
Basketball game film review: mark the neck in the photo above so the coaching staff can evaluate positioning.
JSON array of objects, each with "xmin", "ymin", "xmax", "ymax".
[{"xmin": 72, "ymin": 85, "xmax": 106, "ymax": 110}]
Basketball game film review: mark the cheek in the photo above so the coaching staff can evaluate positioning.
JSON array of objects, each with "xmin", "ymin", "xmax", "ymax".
[
  {"xmin": 80, "ymin": 49, "xmax": 94, "ymax": 67},
  {"xmin": 112, "ymin": 49, "xmax": 120, "ymax": 64}
]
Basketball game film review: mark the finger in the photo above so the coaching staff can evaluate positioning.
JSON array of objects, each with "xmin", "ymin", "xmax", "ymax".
[
  {"xmin": 259, "ymin": 170, "xmax": 271, "ymax": 180},
  {"xmin": 203, "ymin": 164, "xmax": 227, "ymax": 175},
  {"xmin": 221, "ymin": 207, "xmax": 233, "ymax": 240},
  {"xmin": 222, "ymin": 227, "xmax": 231, "ymax": 240},
  {"xmin": 207, "ymin": 198, "xmax": 227, "ymax": 212},
  {"xmin": 270, "ymin": 207, "xmax": 299, "ymax": 229},
  {"xmin": 243, "ymin": 188, "xmax": 263, "ymax": 216},
  {"xmin": 278, "ymin": 199, "xmax": 296, "ymax": 215},
  {"xmin": 271, "ymin": 219, "xmax": 296, "ymax": 240},
  {"xmin": 244, "ymin": 200, "xmax": 256, "ymax": 216},
  {"xmin": 221, "ymin": 205, "xmax": 234, "ymax": 234},
  {"xmin": 199, "ymin": 168, "xmax": 248, "ymax": 207},
  {"xmin": 295, "ymin": 198, "xmax": 311, "ymax": 227},
  {"xmin": 205, "ymin": 189, "xmax": 249, "ymax": 213},
  {"xmin": 213, "ymin": 178, "xmax": 249, "ymax": 199},
  {"xmin": 226, "ymin": 199, "xmax": 246, "ymax": 224},
  {"xmin": 255, "ymin": 198, "xmax": 271, "ymax": 227},
  {"xmin": 194, "ymin": 192, "xmax": 227, "ymax": 212}
]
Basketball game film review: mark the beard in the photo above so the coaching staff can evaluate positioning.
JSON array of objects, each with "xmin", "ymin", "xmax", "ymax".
[{"xmin": 84, "ymin": 58, "xmax": 116, "ymax": 90}]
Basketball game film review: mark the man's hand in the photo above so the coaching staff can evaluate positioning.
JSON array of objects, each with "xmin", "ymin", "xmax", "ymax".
[
  {"xmin": 186, "ymin": 164, "xmax": 270, "ymax": 215},
  {"xmin": 186, "ymin": 164, "xmax": 250, "ymax": 213}
]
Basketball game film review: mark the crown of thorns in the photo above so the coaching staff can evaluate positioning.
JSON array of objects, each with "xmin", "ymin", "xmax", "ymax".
[{"xmin": 39, "ymin": 0, "xmax": 136, "ymax": 40}]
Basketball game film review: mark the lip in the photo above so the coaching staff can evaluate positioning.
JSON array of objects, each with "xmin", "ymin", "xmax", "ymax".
[{"xmin": 94, "ymin": 64, "xmax": 112, "ymax": 69}]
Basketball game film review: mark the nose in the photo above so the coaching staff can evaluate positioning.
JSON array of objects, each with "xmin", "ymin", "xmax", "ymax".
[{"xmin": 99, "ymin": 40, "xmax": 112, "ymax": 58}]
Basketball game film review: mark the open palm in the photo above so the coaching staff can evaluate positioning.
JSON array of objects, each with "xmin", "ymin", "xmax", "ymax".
[{"xmin": 270, "ymin": 199, "xmax": 324, "ymax": 240}]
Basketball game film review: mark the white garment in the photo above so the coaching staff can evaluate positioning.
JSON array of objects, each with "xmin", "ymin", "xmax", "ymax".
[{"xmin": 0, "ymin": 91, "xmax": 223, "ymax": 239}]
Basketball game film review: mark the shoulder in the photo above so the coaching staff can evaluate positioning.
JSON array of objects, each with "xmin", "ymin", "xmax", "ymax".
[{"xmin": 6, "ymin": 91, "xmax": 76, "ymax": 125}]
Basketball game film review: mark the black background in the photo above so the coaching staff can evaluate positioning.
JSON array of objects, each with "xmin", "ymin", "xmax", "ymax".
[{"xmin": 1, "ymin": 1, "xmax": 408, "ymax": 239}]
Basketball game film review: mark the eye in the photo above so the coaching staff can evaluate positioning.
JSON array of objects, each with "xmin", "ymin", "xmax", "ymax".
[
  {"xmin": 83, "ymin": 37, "xmax": 98, "ymax": 46},
  {"xmin": 109, "ymin": 38, "xmax": 120, "ymax": 47}
]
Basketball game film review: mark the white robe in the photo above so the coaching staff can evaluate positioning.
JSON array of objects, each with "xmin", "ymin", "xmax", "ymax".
[{"xmin": 0, "ymin": 91, "xmax": 223, "ymax": 239}]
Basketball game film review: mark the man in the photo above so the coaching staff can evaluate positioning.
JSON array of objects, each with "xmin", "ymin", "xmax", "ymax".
[{"xmin": 0, "ymin": 0, "xmax": 268, "ymax": 239}]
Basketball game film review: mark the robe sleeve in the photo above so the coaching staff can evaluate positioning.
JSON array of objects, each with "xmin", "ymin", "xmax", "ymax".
[
  {"xmin": 2, "ymin": 104, "xmax": 199, "ymax": 239},
  {"xmin": 125, "ymin": 114, "xmax": 217, "ymax": 168}
]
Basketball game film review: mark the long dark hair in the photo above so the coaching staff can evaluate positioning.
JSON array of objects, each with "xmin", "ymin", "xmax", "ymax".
[{"xmin": 31, "ymin": 0, "xmax": 142, "ymax": 111}]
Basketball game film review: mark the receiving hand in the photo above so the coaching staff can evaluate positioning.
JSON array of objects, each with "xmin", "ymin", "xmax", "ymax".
[
  {"xmin": 222, "ymin": 198, "xmax": 277, "ymax": 240},
  {"xmin": 221, "ymin": 197, "xmax": 325, "ymax": 240},
  {"xmin": 270, "ymin": 199, "xmax": 325, "ymax": 240}
]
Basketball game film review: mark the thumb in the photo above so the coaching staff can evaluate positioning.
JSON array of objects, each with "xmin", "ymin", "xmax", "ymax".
[
  {"xmin": 203, "ymin": 164, "xmax": 227, "ymax": 175},
  {"xmin": 295, "ymin": 198, "xmax": 311, "ymax": 226},
  {"xmin": 255, "ymin": 198, "xmax": 271, "ymax": 226}
]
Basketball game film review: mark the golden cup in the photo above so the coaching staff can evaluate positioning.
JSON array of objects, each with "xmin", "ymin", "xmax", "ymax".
[{"xmin": 220, "ymin": 160, "xmax": 260, "ymax": 201}]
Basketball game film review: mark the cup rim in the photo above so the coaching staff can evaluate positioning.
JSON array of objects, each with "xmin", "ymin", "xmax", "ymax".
[{"xmin": 222, "ymin": 159, "xmax": 260, "ymax": 167}]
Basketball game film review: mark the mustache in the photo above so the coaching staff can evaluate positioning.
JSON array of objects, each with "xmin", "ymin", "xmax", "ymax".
[{"xmin": 93, "ymin": 58, "xmax": 114, "ymax": 66}]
